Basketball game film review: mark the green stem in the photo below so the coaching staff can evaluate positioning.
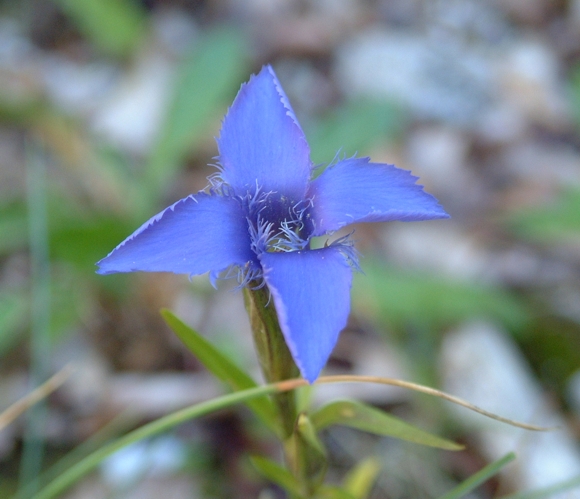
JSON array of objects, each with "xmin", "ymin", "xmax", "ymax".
[{"xmin": 243, "ymin": 285, "xmax": 299, "ymax": 440}]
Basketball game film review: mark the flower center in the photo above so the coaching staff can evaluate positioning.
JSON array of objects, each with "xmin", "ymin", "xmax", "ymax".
[{"xmin": 244, "ymin": 189, "xmax": 313, "ymax": 255}]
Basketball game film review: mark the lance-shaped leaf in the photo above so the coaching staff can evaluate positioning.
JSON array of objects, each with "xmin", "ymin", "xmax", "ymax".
[
  {"xmin": 161, "ymin": 309, "xmax": 278, "ymax": 434},
  {"xmin": 311, "ymin": 400, "xmax": 463, "ymax": 451},
  {"xmin": 294, "ymin": 413, "xmax": 328, "ymax": 495},
  {"xmin": 437, "ymin": 452, "xmax": 516, "ymax": 499},
  {"xmin": 145, "ymin": 28, "xmax": 248, "ymax": 195},
  {"xmin": 342, "ymin": 457, "xmax": 381, "ymax": 499},
  {"xmin": 250, "ymin": 456, "xmax": 302, "ymax": 498},
  {"xmin": 54, "ymin": 0, "xmax": 146, "ymax": 58}
]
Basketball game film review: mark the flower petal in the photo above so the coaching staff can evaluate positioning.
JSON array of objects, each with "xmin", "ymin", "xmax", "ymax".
[
  {"xmin": 308, "ymin": 157, "xmax": 450, "ymax": 236},
  {"xmin": 260, "ymin": 246, "xmax": 353, "ymax": 383},
  {"xmin": 217, "ymin": 65, "xmax": 311, "ymax": 200},
  {"xmin": 96, "ymin": 193, "xmax": 256, "ymax": 276}
]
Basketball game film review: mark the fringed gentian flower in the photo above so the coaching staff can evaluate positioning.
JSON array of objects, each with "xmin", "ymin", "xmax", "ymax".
[{"xmin": 97, "ymin": 65, "xmax": 449, "ymax": 383}]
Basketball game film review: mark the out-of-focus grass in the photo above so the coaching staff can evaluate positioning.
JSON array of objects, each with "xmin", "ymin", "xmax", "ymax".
[
  {"xmin": 510, "ymin": 188, "xmax": 580, "ymax": 242},
  {"xmin": 353, "ymin": 261, "xmax": 530, "ymax": 333}
]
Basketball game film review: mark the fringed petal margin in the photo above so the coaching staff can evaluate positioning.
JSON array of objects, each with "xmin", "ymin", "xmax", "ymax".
[
  {"xmin": 96, "ymin": 193, "xmax": 256, "ymax": 277},
  {"xmin": 260, "ymin": 246, "xmax": 353, "ymax": 383},
  {"xmin": 308, "ymin": 157, "xmax": 449, "ymax": 236}
]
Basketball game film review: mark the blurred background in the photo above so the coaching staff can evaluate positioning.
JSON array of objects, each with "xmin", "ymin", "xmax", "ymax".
[{"xmin": 1, "ymin": 0, "xmax": 580, "ymax": 497}]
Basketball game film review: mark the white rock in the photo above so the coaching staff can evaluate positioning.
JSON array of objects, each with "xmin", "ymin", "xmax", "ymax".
[
  {"xmin": 108, "ymin": 372, "xmax": 221, "ymax": 417},
  {"xmin": 41, "ymin": 56, "xmax": 118, "ymax": 117},
  {"xmin": 501, "ymin": 141, "xmax": 580, "ymax": 189},
  {"xmin": 405, "ymin": 125, "xmax": 475, "ymax": 198},
  {"xmin": 91, "ymin": 51, "xmax": 175, "ymax": 155},
  {"xmin": 496, "ymin": 38, "xmax": 569, "ymax": 127},
  {"xmin": 151, "ymin": 8, "xmax": 198, "ymax": 57},
  {"xmin": 440, "ymin": 321, "xmax": 580, "ymax": 496},
  {"xmin": 380, "ymin": 224, "xmax": 491, "ymax": 282},
  {"xmin": 335, "ymin": 28, "xmax": 494, "ymax": 125},
  {"xmin": 101, "ymin": 436, "xmax": 188, "ymax": 488}
]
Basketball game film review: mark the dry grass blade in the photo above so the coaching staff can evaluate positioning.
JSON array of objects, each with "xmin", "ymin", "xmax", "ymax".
[
  {"xmin": 0, "ymin": 365, "xmax": 74, "ymax": 431},
  {"xmin": 276, "ymin": 375, "xmax": 554, "ymax": 432}
]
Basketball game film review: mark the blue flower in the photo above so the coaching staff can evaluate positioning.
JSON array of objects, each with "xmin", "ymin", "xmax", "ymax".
[{"xmin": 97, "ymin": 65, "xmax": 449, "ymax": 383}]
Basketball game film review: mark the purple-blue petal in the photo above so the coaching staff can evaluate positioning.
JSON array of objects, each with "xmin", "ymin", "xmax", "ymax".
[
  {"xmin": 260, "ymin": 247, "xmax": 353, "ymax": 383},
  {"xmin": 96, "ymin": 193, "xmax": 256, "ymax": 276},
  {"xmin": 217, "ymin": 65, "xmax": 311, "ymax": 200},
  {"xmin": 308, "ymin": 157, "xmax": 450, "ymax": 236}
]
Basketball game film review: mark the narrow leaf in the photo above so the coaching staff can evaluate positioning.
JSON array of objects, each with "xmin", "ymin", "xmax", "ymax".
[
  {"xmin": 318, "ymin": 486, "xmax": 356, "ymax": 499},
  {"xmin": 32, "ymin": 384, "xmax": 284, "ymax": 499},
  {"xmin": 145, "ymin": 28, "xmax": 248, "ymax": 195},
  {"xmin": 250, "ymin": 455, "xmax": 302, "ymax": 497},
  {"xmin": 437, "ymin": 452, "xmax": 516, "ymax": 499},
  {"xmin": 161, "ymin": 309, "xmax": 278, "ymax": 434},
  {"xmin": 343, "ymin": 457, "xmax": 381, "ymax": 499},
  {"xmin": 499, "ymin": 474, "xmax": 580, "ymax": 499},
  {"xmin": 311, "ymin": 400, "xmax": 463, "ymax": 451},
  {"xmin": 0, "ymin": 289, "xmax": 28, "ymax": 354},
  {"xmin": 0, "ymin": 200, "xmax": 28, "ymax": 255},
  {"xmin": 294, "ymin": 413, "xmax": 328, "ymax": 491},
  {"xmin": 54, "ymin": 0, "xmax": 146, "ymax": 58},
  {"xmin": 308, "ymin": 99, "xmax": 403, "ymax": 166},
  {"xmin": 510, "ymin": 188, "xmax": 580, "ymax": 241},
  {"xmin": 354, "ymin": 262, "xmax": 529, "ymax": 332}
]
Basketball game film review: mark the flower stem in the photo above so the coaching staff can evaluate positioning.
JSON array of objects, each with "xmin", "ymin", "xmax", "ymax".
[{"xmin": 243, "ymin": 285, "xmax": 299, "ymax": 439}]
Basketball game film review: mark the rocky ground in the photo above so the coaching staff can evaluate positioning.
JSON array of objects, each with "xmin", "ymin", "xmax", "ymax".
[{"xmin": 1, "ymin": 0, "xmax": 580, "ymax": 498}]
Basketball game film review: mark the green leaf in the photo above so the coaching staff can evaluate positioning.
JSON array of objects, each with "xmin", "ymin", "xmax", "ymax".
[
  {"xmin": 354, "ymin": 262, "xmax": 529, "ymax": 332},
  {"xmin": 570, "ymin": 63, "xmax": 580, "ymax": 129},
  {"xmin": 294, "ymin": 413, "xmax": 328, "ymax": 491},
  {"xmin": 49, "ymin": 268, "xmax": 93, "ymax": 342},
  {"xmin": 311, "ymin": 400, "xmax": 463, "ymax": 451},
  {"xmin": 31, "ymin": 383, "xmax": 286, "ymax": 499},
  {"xmin": 343, "ymin": 457, "xmax": 381, "ymax": 499},
  {"xmin": 161, "ymin": 309, "xmax": 278, "ymax": 434},
  {"xmin": 53, "ymin": 0, "xmax": 147, "ymax": 58},
  {"xmin": 0, "ymin": 289, "xmax": 28, "ymax": 355},
  {"xmin": 318, "ymin": 486, "xmax": 356, "ymax": 499},
  {"xmin": 510, "ymin": 188, "xmax": 580, "ymax": 241},
  {"xmin": 308, "ymin": 99, "xmax": 403, "ymax": 166},
  {"xmin": 0, "ymin": 200, "xmax": 28, "ymax": 255},
  {"xmin": 499, "ymin": 474, "xmax": 580, "ymax": 499},
  {"xmin": 145, "ymin": 28, "xmax": 248, "ymax": 195},
  {"xmin": 49, "ymin": 211, "xmax": 135, "ymax": 271},
  {"xmin": 250, "ymin": 455, "xmax": 302, "ymax": 497},
  {"xmin": 437, "ymin": 452, "xmax": 516, "ymax": 499}
]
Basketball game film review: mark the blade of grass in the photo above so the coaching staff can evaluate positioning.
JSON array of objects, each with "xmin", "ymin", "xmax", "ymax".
[
  {"xmin": 0, "ymin": 366, "xmax": 72, "ymax": 431},
  {"xmin": 162, "ymin": 309, "xmax": 278, "ymax": 434},
  {"xmin": 437, "ymin": 453, "xmax": 516, "ymax": 499},
  {"xmin": 19, "ymin": 139, "xmax": 52, "ymax": 495},
  {"xmin": 31, "ymin": 383, "xmax": 284, "ymax": 499},
  {"xmin": 499, "ymin": 475, "xmax": 580, "ymax": 499}
]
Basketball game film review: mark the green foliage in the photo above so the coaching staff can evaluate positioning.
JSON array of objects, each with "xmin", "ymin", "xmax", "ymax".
[
  {"xmin": 30, "ymin": 384, "xmax": 284, "ymax": 499},
  {"xmin": 342, "ymin": 457, "xmax": 381, "ymax": 499},
  {"xmin": 311, "ymin": 400, "xmax": 463, "ymax": 451},
  {"xmin": 437, "ymin": 452, "xmax": 516, "ymax": 499},
  {"xmin": 510, "ymin": 188, "xmax": 580, "ymax": 241},
  {"xmin": 294, "ymin": 413, "xmax": 328, "ymax": 493},
  {"xmin": 0, "ymin": 199, "xmax": 28, "ymax": 255},
  {"xmin": 145, "ymin": 28, "xmax": 249, "ymax": 196},
  {"xmin": 49, "ymin": 208, "xmax": 135, "ymax": 271},
  {"xmin": 353, "ymin": 261, "xmax": 529, "ymax": 332},
  {"xmin": 250, "ymin": 455, "xmax": 302, "ymax": 497},
  {"xmin": 318, "ymin": 487, "xmax": 358, "ymax": 499},
  {"xmin": 499, "ymin": 474, "xmax": 580, "ymax": 499},
  {"xmin": 308, "ymin": 99, "xmax": 403, "ymax": 166},
  {"xmin": 161, "ymin": 309, "xmax": 279, "ymax": 434},
  {"xmin": 0, "ymin": 289, "xmax": 28, "ymax": 355},
  {"xmin": 53, "ymin": 0, "xmax": 147, "ymax": 58},
  {"xmin": 570, "ymin": 63, "xmax": 580, "ymax": 128}
]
